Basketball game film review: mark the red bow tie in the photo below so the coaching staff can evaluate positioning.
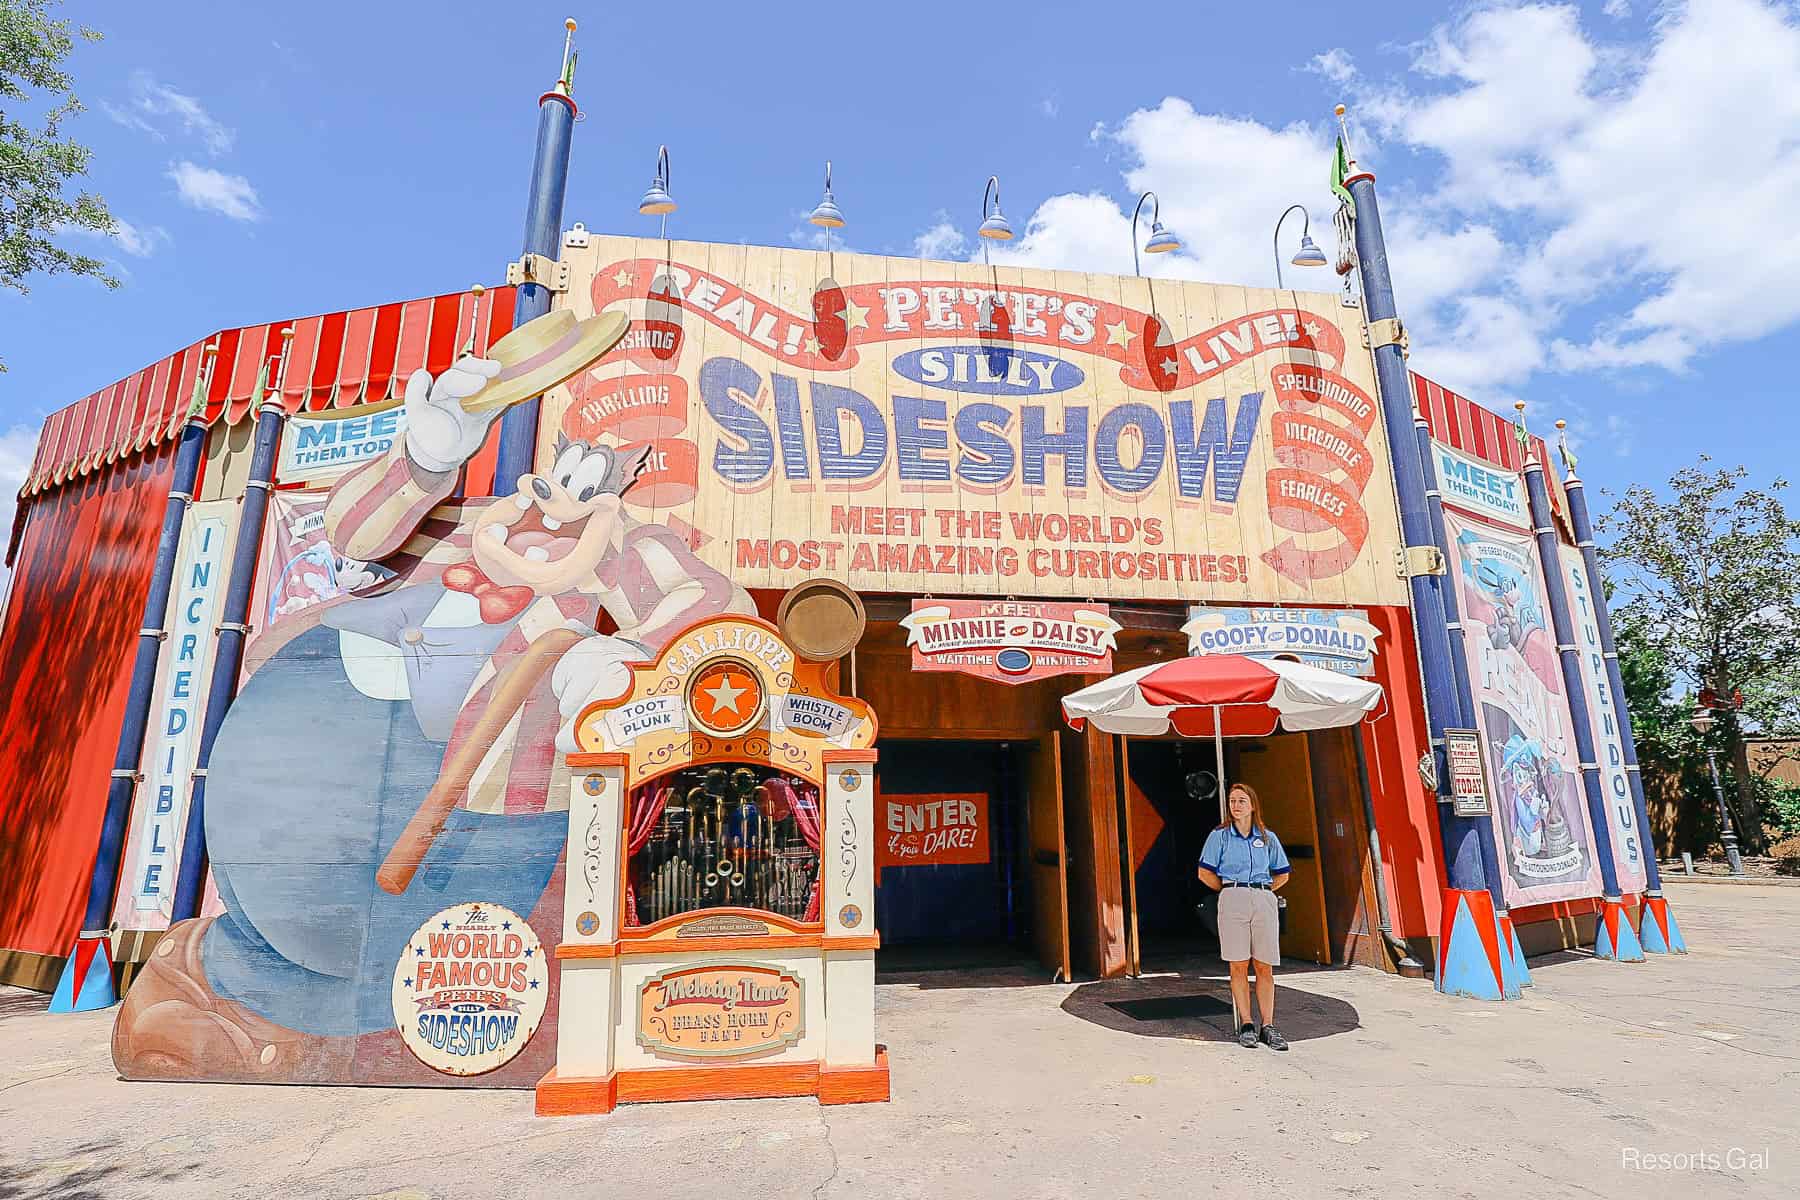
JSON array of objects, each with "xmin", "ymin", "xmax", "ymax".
[{"xmin": 442, "ymin": 562, "xmax": 535, "ymax": 624}]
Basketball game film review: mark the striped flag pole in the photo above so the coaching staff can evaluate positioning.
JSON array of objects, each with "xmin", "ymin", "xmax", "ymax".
[{"xmin": 170, "ymin": 331, "xmax": 296, "ymax": 923}]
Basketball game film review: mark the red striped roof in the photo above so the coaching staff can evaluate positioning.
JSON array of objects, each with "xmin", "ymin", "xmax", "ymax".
[
  {"xmin": 20, "ymin": 286, "xmax": 517, "ymax": 498},
  {"xmin": 1411, "ymin": 370, "xmax": 1570, "ymax": 535}
]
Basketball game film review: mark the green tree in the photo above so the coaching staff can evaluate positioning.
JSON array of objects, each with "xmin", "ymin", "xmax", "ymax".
[
  {"xmin": 1599, "ymin": 457, "xmax": 1800, "ymax": 854},
  {"xmin": 1, "ymin": 0, "xmax": 115, "ymax": 370}
]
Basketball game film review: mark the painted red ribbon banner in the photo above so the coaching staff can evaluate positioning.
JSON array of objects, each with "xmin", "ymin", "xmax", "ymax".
[
  {"xmin": 1263, "ymin": 364, "xmax": 1379, "ymax": 583},
  {"xmin": 413, "ymin": 988, "xmax": 522, "ymax": 1013},
  {"xmin": 587, "ymin": 259, "xmax": 1348, "ymax": 394}
]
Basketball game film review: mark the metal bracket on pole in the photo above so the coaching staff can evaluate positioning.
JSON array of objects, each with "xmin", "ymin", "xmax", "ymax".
[
  {"xmin": 505, "ymin": 253, "xmax": 571, "ymax": 293},
  {"xmin": 1396, "ymin": 545, "xmax": 1446, "ymax": 578},
  {"xmin": 1365, "ymin": 316, "xmax": 1409, "ymax": 358}
]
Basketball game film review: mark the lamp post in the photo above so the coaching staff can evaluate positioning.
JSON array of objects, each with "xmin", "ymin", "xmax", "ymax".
[
  {"xmin": 977, "ymin": 175, "xmax": 1014, "ymax": 265},
  {"xmin": 808, "ymin": 160, "xmax": 846, "ymax": 252},
  {"xmin": 1689, "ymin": 706, "xmax": 1746, "ymax": 876},
  {"xmin": 1273, "ymin": 203, "xmax": 1328, "ymax": 289},
  {"xmin": 639, "ymin": 144, "xmax": 677, "ymax": 238},
  {"xmin": 1130, "ymin": 191, "xmax": 1181, "ymax": 277}
]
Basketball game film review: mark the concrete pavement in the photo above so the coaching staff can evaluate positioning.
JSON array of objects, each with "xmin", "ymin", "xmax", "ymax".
[{"xmin": 2, "ymin": 884, "xmax": 1794, "ymax": 1199}]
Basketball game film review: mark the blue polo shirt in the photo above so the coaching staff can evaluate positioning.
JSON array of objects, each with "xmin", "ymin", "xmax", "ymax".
[{"xmin": 1199, "ymin": 824, "xmax": 1291, "ymax": 885}]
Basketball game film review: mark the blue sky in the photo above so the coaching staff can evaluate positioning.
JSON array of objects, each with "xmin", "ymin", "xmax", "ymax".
[{"xmin": 5, "ymin": 0, "xmax": 1799, "ymax": 538}]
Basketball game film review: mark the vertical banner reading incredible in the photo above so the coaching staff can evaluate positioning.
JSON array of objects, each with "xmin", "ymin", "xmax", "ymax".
[{"xmin": 1442, "ymin": 509, "xmax": 1602, "ymax": 906}]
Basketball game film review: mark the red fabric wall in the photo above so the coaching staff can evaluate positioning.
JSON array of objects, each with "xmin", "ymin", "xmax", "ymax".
[
  {"xmin": 1360, "ymin": 605, "xmax": 1445, "ymax": 941},
  {"xmin": 0, "ymin": 444, "xmax": 178, "ymax": 961}
]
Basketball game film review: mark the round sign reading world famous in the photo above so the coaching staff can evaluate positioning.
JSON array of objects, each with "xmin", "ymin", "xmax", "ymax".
[
  {"xmin": 391, "ymin": 903, "xmax": 547, "ymax": 1076},
  {"xmin": 686, "ymin": 656, "xmax": 767, "ymax": 737}
]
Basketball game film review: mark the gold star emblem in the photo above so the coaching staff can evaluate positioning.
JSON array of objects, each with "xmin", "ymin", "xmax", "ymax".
[
  {"xmin": 1105, "ymin": 319, "xmax": 1137, "ymax": 348},
  {"xmin": 803, "ymin": 335, "xmax": 823, "ymax": 355},
  {"xmin": 703, "ymin": 673, "xmax": 747, "ymax": 717},
  {"xmin": 838, "ymin": 298, "xmax": 869, "ymax": 332},
  {"xmin": 612, "ymin": 267, "xmax": 634, "ymax": 289}
]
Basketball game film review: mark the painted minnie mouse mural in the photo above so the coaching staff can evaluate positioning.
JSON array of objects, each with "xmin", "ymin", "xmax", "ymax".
[{"xmin": 114, "ymin": 310, "xmax": 753, "ymax": 1083}]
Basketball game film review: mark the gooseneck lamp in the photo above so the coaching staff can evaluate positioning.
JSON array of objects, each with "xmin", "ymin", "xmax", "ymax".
[
  {"xmin": 639, "ymin": 145, "xmax": 676, "ymax": 236},
  {"xmin": 978, "ymin": 175, "xmax": 1014, "ymax": 265},
  {"xmin": 1274, "ymin": 203, "xmax": 1326, "ymax": 288},
  {"xmin": 1131, "ymin": 190, "xmax": 1181, "ymax": 277}
]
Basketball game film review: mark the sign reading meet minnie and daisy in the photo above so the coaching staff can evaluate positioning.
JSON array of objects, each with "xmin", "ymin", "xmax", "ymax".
[{"xmin": 541, "ymin": 237, "xmax": 1408, "ymax": 608}]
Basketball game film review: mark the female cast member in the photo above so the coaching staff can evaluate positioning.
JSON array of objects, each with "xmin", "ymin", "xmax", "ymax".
[{"xmin": 1197, "ymin": 783, "xmax": 1292, "ymax": 1050}]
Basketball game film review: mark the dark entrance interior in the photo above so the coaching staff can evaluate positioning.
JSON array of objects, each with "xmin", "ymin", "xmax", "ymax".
[
  {"xmin": 872, "ymin": 739, "xmax": 1037, "ymax": 970},
  {"xmin": 1119, "ymin": 728, "xmax": 1382, "ymax": 972}
]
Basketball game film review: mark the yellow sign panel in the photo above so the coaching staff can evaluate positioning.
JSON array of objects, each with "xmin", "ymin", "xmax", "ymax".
[
  {"xmin": 572, "ymin": 615, "xmax": 876, "ymax": 789},
  {"xmin": 543, "ymin": 236, "xmax": 1404, "ymax": 606}
]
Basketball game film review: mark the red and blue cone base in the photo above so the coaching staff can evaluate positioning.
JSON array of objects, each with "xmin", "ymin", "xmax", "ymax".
[
  {"xmin": 1435, "ymin": 888, "xmax": 1520, "ymax": 1001},
  {"xmin": 1594, "ymin": 897, "xmax": 1645, "ymax": 962},
  {"xmin": 49, "ymin": 931, "xmax": 118, "ymax": 1013},
  {"xmin": 1497, "ymin": 909, "xmax": 1532, "ymax": 990},
  {"xmin": 1638, "ymin": 894, "xmax": 1688, "ymax": 954}
]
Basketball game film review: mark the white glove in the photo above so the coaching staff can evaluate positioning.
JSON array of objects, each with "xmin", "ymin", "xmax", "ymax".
[
  {"xmin": 552, "ymin": 633, "xmax": 653, "ymax": 753},
  {"xmin": 403, "ymin": 357, "xmax": 505, "ymax": 476}
]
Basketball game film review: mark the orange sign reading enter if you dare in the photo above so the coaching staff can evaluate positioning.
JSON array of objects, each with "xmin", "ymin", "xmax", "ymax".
[{"xmin": 877, "ymin": 793, "xmax": 990, "ymax": 871}]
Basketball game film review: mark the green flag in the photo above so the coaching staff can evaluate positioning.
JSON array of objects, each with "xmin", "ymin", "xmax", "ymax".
[{"xmin": 1331, "ymin": 135, "xmax": 1356, "ymax": 215}]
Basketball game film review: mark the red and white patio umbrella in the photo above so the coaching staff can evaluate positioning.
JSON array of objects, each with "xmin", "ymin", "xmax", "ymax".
[
  {"xmin": 1061, "ymin": 654, "xmax": 1383, "ymax": 816},
  {"xmin": 1060, "ymin": 654, "xmax": 1383, "ymax": 739}
]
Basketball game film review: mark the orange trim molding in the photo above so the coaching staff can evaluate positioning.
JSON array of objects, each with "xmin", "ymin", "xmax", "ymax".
[
  {"xmin": 824, "ymin": 748, "xmax": 879, "ymax": 764},
  {"xmin": 536, "ymin": 1067, "xmax": 618, "ymax": 1116},
  {"xmin": 820, "ymin": 1046, "xmax": 891, "ymax": 1105},
  {"xmin": 555, "ymin": 942, "xmax": 619, "ymax": 960},
  {"xmin": 567, "ymin": 751, "xmax": 629, "ymax": 769}
]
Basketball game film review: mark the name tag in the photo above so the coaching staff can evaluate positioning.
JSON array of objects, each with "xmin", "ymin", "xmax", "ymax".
[{"xmin": 1253, "ymin": 838, "xmax": 1265, "ymax": 849}]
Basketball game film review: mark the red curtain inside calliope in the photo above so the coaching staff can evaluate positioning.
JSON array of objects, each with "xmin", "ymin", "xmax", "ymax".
[{"xmin": 537, "ymin": 614, "xmax": 888, "ymax": 1115}]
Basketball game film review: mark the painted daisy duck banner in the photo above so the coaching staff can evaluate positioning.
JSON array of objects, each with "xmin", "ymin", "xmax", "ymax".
[{"xmin": 540, "ymin": 236, "xmax": 1408, "ymax": 608}]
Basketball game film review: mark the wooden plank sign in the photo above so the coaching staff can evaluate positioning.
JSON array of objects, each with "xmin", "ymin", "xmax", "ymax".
[{"xmin": 541, "ymin": 236, "xmax": 1409, "ymax": 607}]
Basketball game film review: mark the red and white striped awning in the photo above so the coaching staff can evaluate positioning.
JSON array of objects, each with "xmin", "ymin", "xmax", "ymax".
[
  {"xmin": 1061, "ymin": 654, "xmax": 1383, "ymax": 738},
  {"xmin": 19, "ymin": 285, "xmax": 518, "ymax": 498}
]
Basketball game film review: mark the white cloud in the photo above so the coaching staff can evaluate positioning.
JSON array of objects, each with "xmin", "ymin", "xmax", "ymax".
[
  {"xmin": 109, "ymin": 218, "xmax": 170, "ymax": 258},
  {"xmin": 107, "ymin": 72, "xmax": 233, "ymax": 155},
  {"xmin": 1603, "ymin": 0, "xmax": 1631, "ymax": 16},
  {"xmin": 168, "ymin": 161, "xmax": 263, "ymax": 222},
  {"xmin": 1039, "ymin": 96, "xmax": 1060, "ymax": 118},
  {"xmin": 66, "ymin": 216, "xmax": 171, "ymax": 259},
  {"xmin": 912, "ymin": 216, "xmax": 967, "ymax": 262},
  {"xmin": 1310, "ymin": 48, "xmax": 1358, "ymax": 83},
  {"xmin": 0, "ymin": 424, "xmax": 41, "ymax": 594}
]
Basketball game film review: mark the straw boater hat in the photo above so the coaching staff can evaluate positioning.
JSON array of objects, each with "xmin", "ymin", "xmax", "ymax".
[{"xmin": 462, "ymin": 307, "xmax": 630, "ymax": 415}]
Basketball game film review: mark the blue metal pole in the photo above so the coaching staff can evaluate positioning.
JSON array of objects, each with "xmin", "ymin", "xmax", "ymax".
[
  {"xmin": 51, "ymin": 350, "xmax": 216, "ymax": 1012},
  {"xmin": 1519, "ymin": 427, "xmax": 1643, "ymax": 961},
  {"xmin": 170, "ymin": 387, "xmax": 287, "ymax": 922},
  {"xmin": 1346, "ymin": 165, "xmax": 1510, "ymax": 999},
  {"xmin": 1558, "ymin": 437, "xmax": 1684, "ymax": 952},
  {"xmin": 493, "ymin": 29, "xmax": 580, "ymax": 489}
]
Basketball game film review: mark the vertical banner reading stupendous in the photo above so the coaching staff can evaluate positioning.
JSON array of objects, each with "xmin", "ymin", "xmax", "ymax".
[
  {"xmin": 114, "ymin": 498, "xmax": 237, "ymax": 931},
  {"xmin": 1443, "ymin": 509, "xmax": 1602, "ymax": 907},
  {"xmin": 539, "ymin": 236, "xmax": 1407, "ymax": 607},
  {"xmin": 1559, "ymin": 545, "xmax": 1648, "ymax": 893}
]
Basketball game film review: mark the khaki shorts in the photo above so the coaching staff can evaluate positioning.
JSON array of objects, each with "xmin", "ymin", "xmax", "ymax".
[{"xmin": 1218, "ymin": 886, "xmax": 1280, "ymax": 965}]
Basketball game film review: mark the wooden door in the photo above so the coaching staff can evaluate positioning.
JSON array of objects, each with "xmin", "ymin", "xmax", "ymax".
[
  {"xmin": 1234, "ymin": 733, "xmax": 1332, "ymax": 965},
  {"xmin": 1025, "ymin": 731, "xmax": 1072, "ymax": 983}
]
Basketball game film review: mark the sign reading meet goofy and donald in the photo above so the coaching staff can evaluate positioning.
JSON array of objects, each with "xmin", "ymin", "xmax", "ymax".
[{"xmin": 541, "ymin": 236, "xmax": 1406, "ymax": 608}]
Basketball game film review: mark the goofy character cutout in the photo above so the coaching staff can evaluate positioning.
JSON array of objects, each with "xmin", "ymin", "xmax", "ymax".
[{"xmin": 115, "ymin": 333, "xmax": 754, "ymax": 1081}]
